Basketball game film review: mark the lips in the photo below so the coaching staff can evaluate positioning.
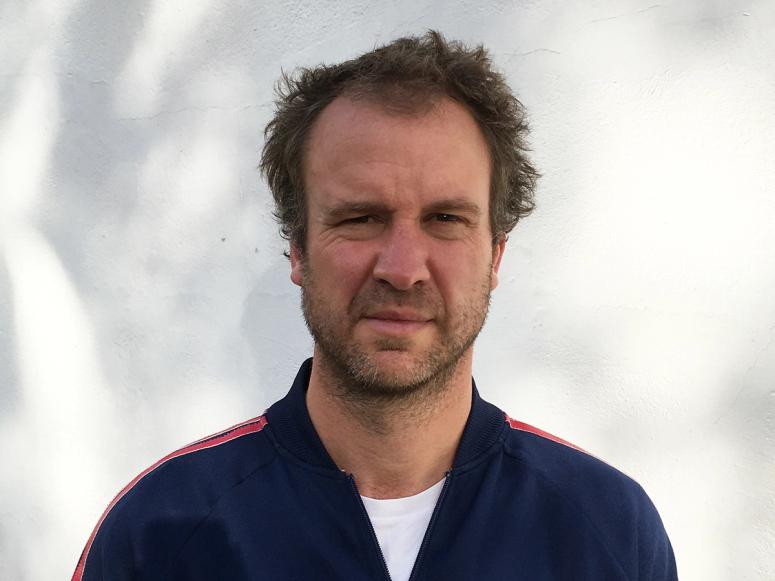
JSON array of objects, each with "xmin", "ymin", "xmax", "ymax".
[
  {"xmin": 365, "ymin": 309, "xmax": 431, "ymax": 322},
  {"xmin": 362, "ymin": 309, "xmax": 432, "ymax": 335}
]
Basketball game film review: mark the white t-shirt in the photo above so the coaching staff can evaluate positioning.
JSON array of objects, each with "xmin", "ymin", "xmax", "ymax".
[{"xmin": 361, "ymin": 478, "xmax": 446, "ymax": 581}]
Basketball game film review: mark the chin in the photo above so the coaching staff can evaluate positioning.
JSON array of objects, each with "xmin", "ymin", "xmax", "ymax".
[
  {"xmin": 357, "ymin": 349, "xmax": 448, "ymax": 390},
  {"xmin": 369, "ymin": 350, "xmax": 423, "ymax": 375}
]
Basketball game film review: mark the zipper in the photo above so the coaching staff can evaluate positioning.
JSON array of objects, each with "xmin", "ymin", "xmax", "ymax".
[
  {"xmin": 348, "ymin": 474, "xmax": 393, "ymax": 581},
  {"xmin": 407, "ymin": 471, "xmax": 452, "ymax": 581}
]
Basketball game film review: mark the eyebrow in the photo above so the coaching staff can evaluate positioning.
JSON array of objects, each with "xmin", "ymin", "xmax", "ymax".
[
  {"xmin": 323, "ymin": 198, "xmax": 482, "ymax": 219},
  {"xmin": 324, "ymin": 201, "xmax": 391, "ymax": 220},
  {"xmin": 424, "ymin": 198, "xmax": 482, "ymax": 217}
]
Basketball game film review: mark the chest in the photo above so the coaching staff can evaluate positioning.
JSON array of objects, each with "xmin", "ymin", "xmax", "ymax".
[{"xmin": 151, "ymin": 461, "xmax": 629, "ymax": 581}]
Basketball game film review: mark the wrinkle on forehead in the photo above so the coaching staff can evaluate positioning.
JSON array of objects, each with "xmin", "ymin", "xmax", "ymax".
[{"xmin": 304, "ymin": 96, "xmax": 490, "ymax": 187}]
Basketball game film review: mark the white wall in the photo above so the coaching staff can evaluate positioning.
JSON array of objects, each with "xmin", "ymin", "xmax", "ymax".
[{"xmin": 1, "ymin": 1, "xmax": 773, "ymax": 579}]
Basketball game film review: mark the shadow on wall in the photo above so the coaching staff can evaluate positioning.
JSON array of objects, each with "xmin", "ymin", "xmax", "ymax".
[
  {"xmin": 241, "ymin": 255, "xmax": 311, "ymax": 404},
  {"xmin": 0, "ymin": 260, "xmax": 20, "ymax": 418},
  {"xmin": 0, "ymin": 0, "xmax": 287, "ymax": 578}
]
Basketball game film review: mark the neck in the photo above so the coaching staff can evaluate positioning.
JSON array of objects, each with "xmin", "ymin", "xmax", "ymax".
[{"xmin": 306, "ymin": 348, "xmax": 474, "ymax": 499}]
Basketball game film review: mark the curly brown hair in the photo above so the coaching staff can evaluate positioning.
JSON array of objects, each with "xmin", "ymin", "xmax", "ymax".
[{"xmin": 260, "ymin": 30, "xmax": 538, "ymax": 252}]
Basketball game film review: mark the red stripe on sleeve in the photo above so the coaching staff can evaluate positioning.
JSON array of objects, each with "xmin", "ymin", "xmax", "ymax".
[
  {"xmin": 71, "ymin": 415, "xmax": 268, "ymax": 581},
  {"xmin": 504, "ymin": 413, "xmax": 587, "ymax": 453}
]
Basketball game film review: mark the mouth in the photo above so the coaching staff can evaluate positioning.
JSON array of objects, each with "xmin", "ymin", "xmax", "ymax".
[
  {"xmin": 365, "ymin": 309, "xmax": 431, "ymax": 322},
  {"xmin": 362, "ymin": 310, "xmax": 433, "ymax": 335}
]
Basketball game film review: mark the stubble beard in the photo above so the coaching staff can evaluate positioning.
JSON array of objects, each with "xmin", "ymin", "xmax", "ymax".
[{"xmin": 299, "ymin": 259, "xmax": 494, "ymax": 420}]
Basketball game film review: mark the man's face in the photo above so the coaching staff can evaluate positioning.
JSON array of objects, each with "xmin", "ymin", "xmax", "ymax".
[{"xmin": 291, "ymin": 95, "xmax": 505, "ymax": 396}]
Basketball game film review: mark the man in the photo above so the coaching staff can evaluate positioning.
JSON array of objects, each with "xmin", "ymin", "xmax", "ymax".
[{"xmin": 73, "ymin": 31, "xmax": 677, "ymax": 580}]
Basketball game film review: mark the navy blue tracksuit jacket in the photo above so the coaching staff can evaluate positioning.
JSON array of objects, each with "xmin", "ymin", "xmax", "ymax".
[{"xmin": 74, "ymin": 359, "xmax": 677, "ymax": 580}]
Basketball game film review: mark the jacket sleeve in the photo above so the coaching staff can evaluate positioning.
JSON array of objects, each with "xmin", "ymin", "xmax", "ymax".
[
  {"xmin": 72, "ymin": 507, "xmax": 136, "ymax": 581},
  {"xmin": 637, "ymin": 488, "xmax": 678, "ymax": 580}
]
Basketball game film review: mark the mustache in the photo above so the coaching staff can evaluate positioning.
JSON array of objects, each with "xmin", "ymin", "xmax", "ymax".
[{"xmin": 349, "ymin": 285, "xmax": 441, "ymax": 318}]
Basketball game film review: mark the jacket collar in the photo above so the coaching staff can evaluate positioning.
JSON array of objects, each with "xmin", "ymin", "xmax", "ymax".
[{"xmin": 265, "ymin": 358, "xmax": 505, "ymax": 471}]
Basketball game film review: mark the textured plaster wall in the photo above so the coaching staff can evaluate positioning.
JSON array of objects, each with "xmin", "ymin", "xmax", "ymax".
[{"xmin": 1, "ymin": 1, "xmax": 773, "ymax": 579}]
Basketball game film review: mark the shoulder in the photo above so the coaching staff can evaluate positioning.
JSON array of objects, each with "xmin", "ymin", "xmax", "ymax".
[
  {"xmin": 73, "ymin": 415, "xmax": 275, "ymax": 581},
  {"xmin": 501, "ymin": 412, "xmax": 642, "ymax": 498},
  {"xmin": 498, "ymin": 413, "xmax": 676, "ymax": 580},
  {"xmin": 110, "ymin": 415, "xmax": 275, "ymax": 517}
]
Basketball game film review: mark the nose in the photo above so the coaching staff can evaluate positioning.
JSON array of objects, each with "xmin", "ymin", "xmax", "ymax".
[{"xmin": 372, "ymin": 222, "xmax": 431, "ymax": 290}]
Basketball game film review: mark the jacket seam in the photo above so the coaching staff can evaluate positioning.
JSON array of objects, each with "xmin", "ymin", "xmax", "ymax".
[
  {"xmin": 500, "ymin": 435, "xmax": 633, "ymax": 580},
  {"xmin": 163, "ymin": 453, "xmax": 280, "ymax": 576},
  {"xmin": 450, "ymin": 419, "xmax": 509, "ymax": 475}
]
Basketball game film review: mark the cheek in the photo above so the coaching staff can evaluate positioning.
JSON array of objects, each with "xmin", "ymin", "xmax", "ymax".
[
  {"xmin": 433, "ymin": 254, "xmax": 495, "ymax": 312},
  {"xmin": 311, "ymin": 245, "xmax": 375, "ymax": 295},
  {"xmin": 433, "ymin": 243, "xmax": 490, "ymax": 280},
  {"xmin": 332, "ymin": 245, "xmax": 372, "ymax": 275}
]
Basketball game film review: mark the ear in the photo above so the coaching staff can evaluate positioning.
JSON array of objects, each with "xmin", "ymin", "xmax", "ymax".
[
  {"xmin": 290, "ymin": 242, "xmax": 304, "ymax": 287},
  {"xmin": 489, "ymin": 236, "xmax": 506, "ymax": 290}
]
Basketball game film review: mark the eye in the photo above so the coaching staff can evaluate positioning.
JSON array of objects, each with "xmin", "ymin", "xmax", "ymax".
[
  {"xmin": 335, "ymin": 215, "xmax": 384, "ymax": 240},
  {"xmin": 431, "ymin": 213, "xmax": 464, "ymax": 223},
  {"xmin": 424, "ymin": 213, "xmax": 471, "ymax": 240},
  {"xmin": 342, "ymin": 215, "xmax": 376, "ymax": 225}
]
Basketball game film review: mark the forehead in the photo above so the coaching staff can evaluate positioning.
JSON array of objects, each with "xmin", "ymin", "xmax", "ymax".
[{"xmin": 303, "ymin": 95, "xmax": 491, "ymax": 209}]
